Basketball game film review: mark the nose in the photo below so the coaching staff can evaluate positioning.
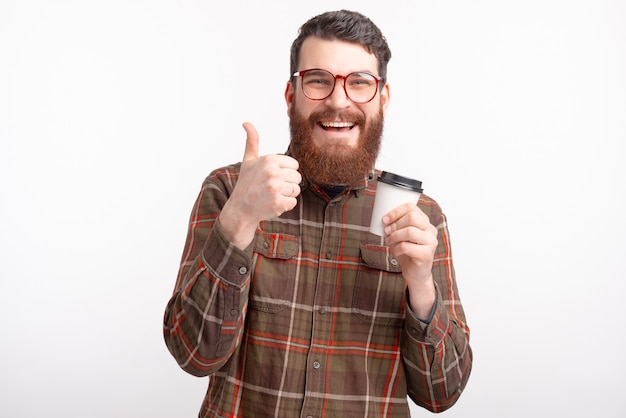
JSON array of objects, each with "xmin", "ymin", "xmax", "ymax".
[{"xmin": 324, "ymin": 76, "xmax": 352, "ymax": 109}]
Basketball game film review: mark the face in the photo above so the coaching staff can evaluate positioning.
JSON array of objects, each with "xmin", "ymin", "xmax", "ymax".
[{"xmin": 285, "ymin": 37, "xmax": 391, "ymax": 186}]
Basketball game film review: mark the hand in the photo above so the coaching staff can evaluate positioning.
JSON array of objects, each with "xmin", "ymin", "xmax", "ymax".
[
  {"xmin": 219, "ymin": 122, "xmax": 302, "ymax": 249},
  {"xmin": 236, "ymin": 122, "xmax": 302, "ymax": 220},
  {"xmin": 383, "ymin": 202, "xmax": 438, "ymax": 317}
]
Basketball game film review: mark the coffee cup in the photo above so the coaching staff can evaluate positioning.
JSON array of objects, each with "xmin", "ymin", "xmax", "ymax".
[{"xmin": 369, "ymin": 171, "xmax": 423, "ymax": 236}]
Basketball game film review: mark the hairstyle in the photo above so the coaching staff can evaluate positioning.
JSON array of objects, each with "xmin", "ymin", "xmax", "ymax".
[{"xmin": 289, "ymin": 10, "xmax": 392, "ymax": 84}]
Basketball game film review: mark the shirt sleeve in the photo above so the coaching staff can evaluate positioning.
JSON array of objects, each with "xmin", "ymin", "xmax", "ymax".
[
  {"xmin": 400, "ymin": 205, "xmax": 473, "ymax": 412},
  {"xmin": 163, "ymin": 166, "xmax": 252, "ymax": 377}
]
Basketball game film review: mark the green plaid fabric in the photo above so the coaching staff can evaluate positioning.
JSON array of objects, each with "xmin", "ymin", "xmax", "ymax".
[{"xmin": 164, "ymin": 163, "xmax": 472, "ymax": 417}]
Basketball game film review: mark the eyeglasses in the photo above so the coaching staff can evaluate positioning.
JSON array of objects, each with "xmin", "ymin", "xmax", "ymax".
[{"xmin": 292, "ymin": 68, "xmax": 383, "ymax": 104}]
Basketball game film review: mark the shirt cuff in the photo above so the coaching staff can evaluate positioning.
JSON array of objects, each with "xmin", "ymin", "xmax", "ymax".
[
  {"xmin": 404, "ymin": 287, "xmax": 451, "ymax": 347},
  {"xmin": 200, "ymin": 220, "xmax": 254, "ymax": 288}
]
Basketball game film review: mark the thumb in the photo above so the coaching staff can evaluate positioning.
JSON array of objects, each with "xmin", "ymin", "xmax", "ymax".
[{"xmin": 242, "ymin": 122, "xmax": 259, "ymax": 162}]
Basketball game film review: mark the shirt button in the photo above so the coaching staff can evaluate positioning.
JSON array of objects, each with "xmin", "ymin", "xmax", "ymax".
[
  {"xmin": 313, "ymin": 360, "xmax": 320, "ymax": 369},
  {"xmin": 319, "ymin": 307, "xmax": 326, "ymax": 315},
  {"xmin": 230, "ymin": 309, "xmax": 238, "ymax": 316},
  {"xmin": 238, "ymin": 266, "xmax": 248, "ymax": 275},
  {"xmin": 390, "ymin": 258, "xmax": 398, "ymax": 266},
  {"xmin": 325, "ymin": 252, "xmax": 332, "ymax": 260},
  {"xmin": 263, "ymin": 241, "xmax": 269, "ymax": 249}
]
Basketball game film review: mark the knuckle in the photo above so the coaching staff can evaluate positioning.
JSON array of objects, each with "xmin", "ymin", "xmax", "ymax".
[{"xmin": 267, "ymin": 182, "xmax": 281, "ymax": 195}]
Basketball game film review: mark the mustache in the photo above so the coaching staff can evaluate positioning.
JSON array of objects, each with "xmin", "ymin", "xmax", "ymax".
[{"xmin": 309, "ymin": 109, "xmax": 366, "ymax": 125}]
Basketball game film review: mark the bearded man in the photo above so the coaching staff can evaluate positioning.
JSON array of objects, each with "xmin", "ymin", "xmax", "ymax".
[{"xmin": 164, "ymin": 9, "xmax": 472, "ymax": 418}]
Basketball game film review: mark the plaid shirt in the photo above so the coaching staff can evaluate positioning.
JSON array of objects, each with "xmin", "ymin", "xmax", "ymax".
[{"xmin": 164, "ymin": 162, "xmax": 472, "ymax": 417}]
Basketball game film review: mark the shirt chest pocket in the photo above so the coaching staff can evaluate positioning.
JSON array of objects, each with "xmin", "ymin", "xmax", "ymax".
[
  {"xmin": 353, "ymin": 244, "xmax": 406, "ymax": 325},
  {"xmin": 250, "ymin": 231, "xmax": 300, "ymax": 313}
]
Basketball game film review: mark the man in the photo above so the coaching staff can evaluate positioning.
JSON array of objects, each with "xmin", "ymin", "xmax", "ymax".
[{"xmin": 164, "ymin": 10, "xmax": 472, "ymax": 417}]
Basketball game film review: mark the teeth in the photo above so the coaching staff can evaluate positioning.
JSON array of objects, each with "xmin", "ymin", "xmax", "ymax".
[{"xmin": 322, "ymin": 121, "xmax": 354, "ymax": 128}]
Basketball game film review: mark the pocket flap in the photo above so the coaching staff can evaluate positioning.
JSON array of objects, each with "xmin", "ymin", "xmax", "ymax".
[
  {"xmin": 254, "ymin": 231, "xmax": 299, "ymax": 259},
  {"xmin": 360, "ymin": 245, "xmax": 403, "ymax": 273}
]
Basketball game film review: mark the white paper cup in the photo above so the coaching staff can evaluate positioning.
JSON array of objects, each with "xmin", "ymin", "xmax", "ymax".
[{"xmin": 369, "ymin": 171, "xmax": 423, "ymax": 236}]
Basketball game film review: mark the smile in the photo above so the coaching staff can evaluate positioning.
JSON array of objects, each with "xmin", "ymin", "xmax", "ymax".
[{"xmin": 320, "ymin": 121, "xmax": 356, "ymax": 130}]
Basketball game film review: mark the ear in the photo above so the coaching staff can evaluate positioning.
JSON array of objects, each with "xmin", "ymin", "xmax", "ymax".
[
  {"xmin": 380, "ymin": 82, "xmax": 391, "ymax": 116},
  {"xmin": 284, "ymin": 81, "xmax": 295, "ymax": 114}
]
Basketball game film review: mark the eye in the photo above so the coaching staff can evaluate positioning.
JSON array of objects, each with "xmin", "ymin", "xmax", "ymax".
[
  {"xmin": 308, "ymin": 78, "xmax": 330, "ymax": 86},
  {"xmin": 347, "ymin": 73, "xmax": 377, "ymax": 88},
  {"xmin": 303, "ymin": 71, "xmax": 333, "ymax": 88}
]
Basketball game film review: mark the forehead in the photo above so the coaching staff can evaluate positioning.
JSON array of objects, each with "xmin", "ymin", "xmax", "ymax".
[{"xmin": 298, "ymin": 36, "xmax": 379, "ymax": 75}]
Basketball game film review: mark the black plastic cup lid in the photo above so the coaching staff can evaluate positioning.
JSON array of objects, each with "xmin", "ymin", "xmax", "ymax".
[{"xmin": 378, "ymin": 171, "xmax": 423, "ymax": 193}]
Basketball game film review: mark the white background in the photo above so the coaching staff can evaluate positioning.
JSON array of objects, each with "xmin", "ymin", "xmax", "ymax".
[{"xmin": 1, "ymin": 1, "xmax": 625, "ymax": 417}]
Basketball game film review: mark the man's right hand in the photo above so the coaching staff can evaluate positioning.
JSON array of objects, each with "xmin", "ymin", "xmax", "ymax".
[{"xmin": 219, "ymin": 122, "xmax": 302, "ymax": 250}]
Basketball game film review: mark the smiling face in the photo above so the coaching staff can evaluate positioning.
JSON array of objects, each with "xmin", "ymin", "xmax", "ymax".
[{"xmin": 285, "ymin": 37, "xmax": 391, "ymax": 186}]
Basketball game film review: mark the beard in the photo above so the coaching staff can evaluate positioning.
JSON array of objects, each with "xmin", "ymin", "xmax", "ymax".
[{"xmin": 288, "ymin": 104, "xmax": 384, "ymax": 187}]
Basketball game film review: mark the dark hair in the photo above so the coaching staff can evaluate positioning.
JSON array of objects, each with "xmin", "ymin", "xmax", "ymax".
[{"xmin": 290, "ymin": 10, "xmax": 392, "ymax": 84}]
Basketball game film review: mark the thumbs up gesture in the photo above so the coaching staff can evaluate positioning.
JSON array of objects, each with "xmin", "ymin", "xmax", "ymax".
[{"xmin": 219, "ymin": 122, "xmax": 302, "ymax": 249}]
